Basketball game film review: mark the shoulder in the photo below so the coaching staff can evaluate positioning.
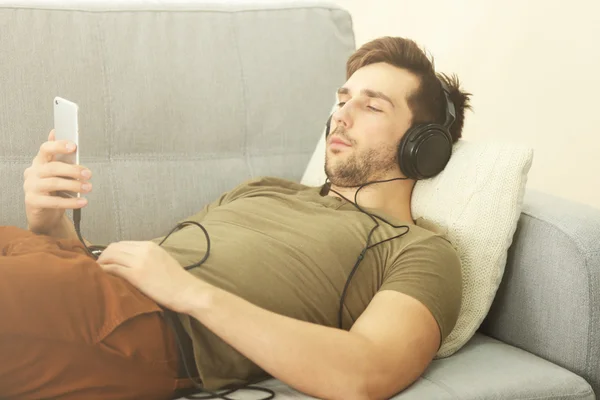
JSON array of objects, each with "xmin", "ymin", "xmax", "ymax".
[
  {"xmin": 381, "ymin": 225, "xmax": 462, "ymax": 342},
  {"xmin": 400, "ymin": 217, "xmax": 459, "ymax": 264},
  {"xmin": 393, "ymin": 223, "xmax": 461, "ymax": 278}
]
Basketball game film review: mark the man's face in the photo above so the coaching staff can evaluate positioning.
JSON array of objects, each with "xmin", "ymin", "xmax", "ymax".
[{"xmin": 325, "ymin": 62, "xmax": 419, "ymax": 187}]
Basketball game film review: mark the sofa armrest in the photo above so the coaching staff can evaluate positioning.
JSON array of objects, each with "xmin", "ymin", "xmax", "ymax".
[{"xmin": 481, "ymin": 189, "xmax": 600, "ymax": 395}]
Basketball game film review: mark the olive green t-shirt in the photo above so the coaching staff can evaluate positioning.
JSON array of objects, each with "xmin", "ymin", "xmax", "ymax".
[{"xmin": 151, "ymin": 176, "xmax": 462, "ymax": 390}]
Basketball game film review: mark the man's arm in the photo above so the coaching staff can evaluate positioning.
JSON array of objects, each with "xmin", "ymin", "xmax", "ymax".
[
  {"xmin": 96, "ymin": 240, "xmax": 446, "ymax": 399},
  {"xmin": 182, "ymin": 284, "xmax": 440, "ymax": 400}
]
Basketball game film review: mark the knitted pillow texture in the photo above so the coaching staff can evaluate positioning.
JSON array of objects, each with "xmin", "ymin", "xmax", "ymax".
[{"xmin": 301, "ymin": 132, "xmax": 533, "ymax": 357}]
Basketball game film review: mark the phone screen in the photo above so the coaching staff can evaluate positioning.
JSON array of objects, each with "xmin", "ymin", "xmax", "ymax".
[
  {"xmin": 53, "ymin": 97, "xmax": 79, "ymax": 166},
  {"xmin": 53, "ymin": 97, "xmax": 80, "ymax": 198}
]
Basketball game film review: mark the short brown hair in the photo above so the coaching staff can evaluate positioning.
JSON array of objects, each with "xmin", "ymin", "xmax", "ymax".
[{"xmin": 347, "ymin": 36, "xmax": 472, "ymax": 142}]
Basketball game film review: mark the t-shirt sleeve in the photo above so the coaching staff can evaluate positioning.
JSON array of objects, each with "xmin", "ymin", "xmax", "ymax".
[{"xmin": 379, "ymin": 235, "xmax": 462, "ymax": 345}]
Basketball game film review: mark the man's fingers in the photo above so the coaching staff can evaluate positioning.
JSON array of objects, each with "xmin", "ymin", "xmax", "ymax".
[
  {"xmin": 24, "ymin": 192, "xmax": 87, "ymax": 210},
  {"xmin": 97, "ymin": 246, "xmax": 138, "ymax": 267},
  {"xmin": 37, "ymin": 162, "xmax": 91, "ymax": 180},
  {"xmin": 30, "ymin": 177, "xmax": 88, "ymax": 197},
  {"xmin": 33, "ymin": 140, "xmax": 76, "ymax": 166},
  {"xmin": 116, "ymin": 241, "xmax": 147, "ymax": 247},
  {"xmin": 99, "ymin": 263, "xmax": 129, "ymax": 278}
]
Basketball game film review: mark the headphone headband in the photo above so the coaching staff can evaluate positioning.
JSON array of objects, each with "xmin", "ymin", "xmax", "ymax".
[{"xmin": 438, "ymin": 77, "xmax": 456, "ymax": 130}]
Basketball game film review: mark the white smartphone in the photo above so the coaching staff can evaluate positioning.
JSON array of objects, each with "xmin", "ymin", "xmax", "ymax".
[{"xmin": 53, "ymin": 97, "xmax": 80, "ymax": 198}]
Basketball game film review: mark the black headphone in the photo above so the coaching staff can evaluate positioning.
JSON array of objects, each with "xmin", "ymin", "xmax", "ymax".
[{"xmin": 325, "ymin": 77, "xmax": 456, "ymax": 180}]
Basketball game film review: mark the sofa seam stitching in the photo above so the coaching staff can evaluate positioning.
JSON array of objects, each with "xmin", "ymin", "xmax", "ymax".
[
  {"xmin": 95, "ymin": 12, "xmax": 122, "ymax": 241},
  {"xmin": 420, "ymin": 376, "xmax": 460, "ymax": 399},
  {"xmin": 230, "ymin": 12, "xmax": 254, "ymax": 179},
  {"xmin": 0, "ymin": 150, "xmax": 314, "ymax": 162}
]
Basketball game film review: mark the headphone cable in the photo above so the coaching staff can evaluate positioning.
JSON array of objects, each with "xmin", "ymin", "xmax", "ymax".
[
  {"xmin": 71, "ymin": 175, "xmax": 411, "ymax": 396},
  {"xmin": 72, "ymin": 208, "xmax": 275, "ymax": 400},
  {"xmin": 324, "ymin": 177, "xmax": 411, "ymax": 328}
]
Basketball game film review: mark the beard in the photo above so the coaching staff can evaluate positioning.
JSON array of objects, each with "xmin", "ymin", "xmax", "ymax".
[{"xmin": 325, "ymin": 130, "xmax": 399, "ymax": 188}]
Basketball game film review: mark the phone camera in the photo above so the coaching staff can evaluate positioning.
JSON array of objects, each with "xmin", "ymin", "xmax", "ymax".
[{"xmin": 55, "ymin": 100, "xmax": 58, "ymax": 105}]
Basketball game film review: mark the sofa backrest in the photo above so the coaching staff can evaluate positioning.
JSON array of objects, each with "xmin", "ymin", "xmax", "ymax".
[{"xmin": 0, "ymin": 0, "xmax": 355, "ymax": 243}]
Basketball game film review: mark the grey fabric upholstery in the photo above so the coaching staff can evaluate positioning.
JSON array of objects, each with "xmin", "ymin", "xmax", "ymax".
[
  {"xmin": 399, "ymin": 334, "xmax": 594, "ymax": 400},
  {"xmin": 481, "ymin": 188, "xmax": 600, "ymax": 396},
  {"xmin": 243, "ymin": 334, "xmax": 594, "ymax": 400},
  {"xmin": 0, "ymin": 0, "xmax": 354, "ymax": 244},
  {"xmin": 1, "ymin": 1, "xmax": 598, "ymax": 399}
]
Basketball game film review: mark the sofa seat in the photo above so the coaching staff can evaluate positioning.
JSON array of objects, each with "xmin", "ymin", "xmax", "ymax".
[{"xmin": 194, "ymin": 334, "xmax": 594, "ymax": 400}]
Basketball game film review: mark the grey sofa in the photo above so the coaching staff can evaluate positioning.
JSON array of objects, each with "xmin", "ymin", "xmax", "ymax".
[{"xmin": 1, "ymin": 1, "xmax": 599, "ymax": 399}]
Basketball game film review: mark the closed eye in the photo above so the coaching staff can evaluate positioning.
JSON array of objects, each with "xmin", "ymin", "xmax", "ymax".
[{"xmin": 338, "ymin": 102, "xmax": 381, "ymax": 112}]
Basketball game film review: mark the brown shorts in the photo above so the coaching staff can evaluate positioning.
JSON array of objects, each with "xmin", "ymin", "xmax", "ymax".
[{"xmin": 0, "ymin": 226, "xmax": 197, "ymax": 400}]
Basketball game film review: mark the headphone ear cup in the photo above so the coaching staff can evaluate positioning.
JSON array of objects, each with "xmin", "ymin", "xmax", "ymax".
[
  {"xmin": 397, "ymin": 124, "xmax": 452, "ymax": 180},
  {"xmin": 397, "ymin": 126, "xmax": 418, "ymax": 179}
]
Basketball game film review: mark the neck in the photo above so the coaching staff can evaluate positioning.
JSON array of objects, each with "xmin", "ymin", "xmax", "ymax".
[{"xmin": 325, "ymin": 177, "xmax": 416, "ymax": 224}]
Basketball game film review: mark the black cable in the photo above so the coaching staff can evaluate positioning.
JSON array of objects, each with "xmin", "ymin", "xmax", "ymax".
[
  {"xmin": 156, "ymin": 221, "xmax": 211, "ymax": 271},
  {"xmin": 163, "ymin": 309, "xmax": 275, "ymax": 400},
  {"xmin": 72, "ymin": 175, "xmax": 410, "ymax": 397},
  {"xmin": 324, "ymin": 177, "xmax": 411, "ymax": 329},
  {"xmin": 73, "ymin": 208, "xmax": 107, "ymax": 258},
  {"xmin": 73, "ymin": 208, "xmax": 275, "ymax": 400}
]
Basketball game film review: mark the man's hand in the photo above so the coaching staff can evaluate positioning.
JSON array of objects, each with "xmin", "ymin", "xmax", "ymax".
[
  {"xmin": 97, "ymin": 241, "xmax": 202, "ymax": 312},
  {"xmin": 24, "ymin": 129, "xmax": 93, "ymax": 236},
  {"xmin": 98, "ymin": 240, "xmax": 443, "ymax": 399}
]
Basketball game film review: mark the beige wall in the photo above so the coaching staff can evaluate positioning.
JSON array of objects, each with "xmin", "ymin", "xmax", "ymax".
[{"xmin": 332, "ymin": 0, "xmax": 600, "ymax": 210}]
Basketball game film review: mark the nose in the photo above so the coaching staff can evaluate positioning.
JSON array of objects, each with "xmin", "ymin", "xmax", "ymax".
[{"xmin": 332, "ymin": 104, "xmax": 352, "ymax": 133}]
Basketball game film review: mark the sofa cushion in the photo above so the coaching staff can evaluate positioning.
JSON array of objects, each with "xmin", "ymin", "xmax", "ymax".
[
  {"xmin": 0, "ymin": 1, "xmax": 355, "ymax": 244},
  {"xmin": 399, "ymin": 334, "xmax": 594, "ymax": 400},
  {"xmin": 301, "ymin": 124, "xmax": 533, "ymax": 357},
  {"xmin": 410, "ymin": 140, "xmax": 533, "ymax": 357},
  {"xmin": 198, "ymin": 334, "xmax": 593, "ymax": 400}
]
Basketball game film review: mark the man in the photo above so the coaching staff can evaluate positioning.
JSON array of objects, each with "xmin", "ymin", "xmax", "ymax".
[{"xmin": 3, "ymin": 36, "xmax": 471, "ymax": 399}]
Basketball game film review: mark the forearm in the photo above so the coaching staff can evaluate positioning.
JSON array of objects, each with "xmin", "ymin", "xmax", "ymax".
[{"xmin": 182, "ymin": 281, "xmax": 376, "ymax": 400}]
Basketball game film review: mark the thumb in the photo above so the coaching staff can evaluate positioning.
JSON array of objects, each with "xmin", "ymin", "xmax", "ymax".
[
  {"xmin": 49, "ymin": 129, "xmax": 55, "ymax": 141},
  {"xmin": 100, "ymin": 263, "xmax": 130, "ymax": 279}
]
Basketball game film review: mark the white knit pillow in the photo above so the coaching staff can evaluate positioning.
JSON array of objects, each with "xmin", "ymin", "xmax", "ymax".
[{"xmin": 301, "ymin": 135, "xmax": 533, "ymax": 358}]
